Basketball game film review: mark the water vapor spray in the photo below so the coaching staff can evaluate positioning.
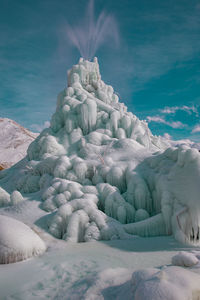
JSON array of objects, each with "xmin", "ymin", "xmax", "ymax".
[{"xmin": 66, "ymin": 0, "xmax": 119, "ymax": 60}]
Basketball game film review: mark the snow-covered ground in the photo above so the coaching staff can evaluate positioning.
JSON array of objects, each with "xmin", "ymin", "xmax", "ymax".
[
  {"xmin": 0, "ymin": 118, "xmax": 37, "ymax": 169},
  {"xmin": 0, "ymin": 199, "xmax": 198, "ymax": 299},
  {"xmin": 1, "ymin": 58, "xmax": 200, "ymax": 299},
  {"xmin": 0, "ymin": 234, "xmax": 199, "ymax": 299}
]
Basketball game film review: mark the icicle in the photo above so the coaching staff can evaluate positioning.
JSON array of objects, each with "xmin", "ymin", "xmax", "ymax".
[
  {"xmin": 78, "ymin": 99, "xmax": 97, "ymax": 134},
  {"xmin": 123, "ymin": 213, "xmax": 166, "ymax": 237}
]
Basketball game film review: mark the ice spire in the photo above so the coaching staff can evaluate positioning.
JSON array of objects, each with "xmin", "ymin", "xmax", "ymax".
[{"xmin": 67, "ymin": 57, "xmax": 101, "ymax": 88}]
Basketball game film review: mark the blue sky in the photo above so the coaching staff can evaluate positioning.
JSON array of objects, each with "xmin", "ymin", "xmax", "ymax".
[{"xmin": 1, "ymin": 0, "xmax": 200, "ymax": 141}]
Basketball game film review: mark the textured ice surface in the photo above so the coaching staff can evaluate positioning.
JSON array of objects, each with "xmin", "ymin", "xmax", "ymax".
[
  {"xmin": 0, "ymin": 58, "xmax": 200, "ymax": 248},
  {"xmin": 131, "ymin": 266, "xmax": 200, "ymax": 300}
]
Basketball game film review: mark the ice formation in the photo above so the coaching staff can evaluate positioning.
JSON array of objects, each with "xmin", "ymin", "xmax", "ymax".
[
  {"xmin": 0, "ymin": 57, "xmax": 200, "ymax": 247},
  {"xmin": 171, "ymin": 251, "xmax": 199, "ymax": 267},
  {"xmin": 0, "ymin": 215, "xmax": 46, "ymax": 263}
]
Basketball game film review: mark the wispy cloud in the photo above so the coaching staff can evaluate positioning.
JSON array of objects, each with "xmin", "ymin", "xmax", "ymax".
[
  {"xmin": 160, "ymin": 105, "xmax": 198, "ymax": 116},
  {"xmin": 192, "ymin": 125, "xmax": 200, "ymax": 134},
  {"xmin": 146, "ymin": 116, "xmax": 186, "ymax": 129},
  {"xmin": 30, "ymin": 121, "xmax": 50, "ymax": 132},
  {"xmin": 163, "ymin": 133, "xmax": 172, "ymax": 140}
]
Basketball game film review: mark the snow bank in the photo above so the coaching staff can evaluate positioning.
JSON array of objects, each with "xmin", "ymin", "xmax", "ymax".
[
  {"xmin": 85, "ymin": 268, "xmax": 133, "ymax": 300},
  {"xmin": 0, "ymin": 215, "xmax": 46, "ymax": 264},
  {"xmin": 77, "ymin": 265, "xmax": 200, "ymax": 300},
  {"xmin": 131, "ymin": 266, "xmax": 200, "ymax": 300}
]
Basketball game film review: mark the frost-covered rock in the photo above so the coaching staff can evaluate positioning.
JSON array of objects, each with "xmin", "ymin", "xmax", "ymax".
[{"xmin": 0, "ymin": 215, "xmax": 46, "ymax": 264}]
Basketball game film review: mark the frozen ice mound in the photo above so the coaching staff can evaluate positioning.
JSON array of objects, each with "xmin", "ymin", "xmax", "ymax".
[
  {"xmin": 172, "ymin": 251, "xmax": 199, "ymax": 267},
  {"xmin": 1, "ymin": 58, "xmax": 200, "ymax": 245},
  {"xmin": 0, "ymin": 187, "xmax": 10, "ymax": 206},
  {"xmin": 0, "ymin": 215, "xmax": 46, "ymax": 264}
]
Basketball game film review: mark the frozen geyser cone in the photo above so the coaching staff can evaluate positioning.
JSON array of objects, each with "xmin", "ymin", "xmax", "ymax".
[{"xmin": 1, "ymin": 58, "xmax": 200, "ymax": 246}]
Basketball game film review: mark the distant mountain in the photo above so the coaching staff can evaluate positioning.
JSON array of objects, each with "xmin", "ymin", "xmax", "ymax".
[{"xmin": 0, "ymin": 118, "xmax": 38, "ymax": 169}]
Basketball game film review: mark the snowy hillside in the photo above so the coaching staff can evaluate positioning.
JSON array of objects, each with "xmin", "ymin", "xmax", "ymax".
[{"xmin": 0, "ymin": 118, "xmax": 38, "ymax": 169}]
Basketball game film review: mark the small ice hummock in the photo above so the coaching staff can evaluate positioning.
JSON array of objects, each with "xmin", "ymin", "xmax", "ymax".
[{"xmin": 0, "ymin": 215, "xmax": 46, "ymax": 264}]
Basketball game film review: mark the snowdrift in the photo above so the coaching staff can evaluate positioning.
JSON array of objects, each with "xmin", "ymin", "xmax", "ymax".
[
  {"xmin": 0, "ymin": 57, "xmax": 200, "ymax": 247},
  {"xmin": 82, "ymin": 266, "xmax": 200, "ymax": 300},
  {"xmin": 131, "ymin": 266, "xmax": 200, "ymax": 300}
]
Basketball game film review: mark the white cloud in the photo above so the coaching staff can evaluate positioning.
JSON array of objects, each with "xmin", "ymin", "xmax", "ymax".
[
  {"xmin": 163, "ymin": 132, "xmax": 191, "ymax": 144},
  {"xmin": 147, "ymin": 116, "xmax": 165, "ymax": 123},
  {"xmin": 146, "ymin": 116, "xmax": 186, "ymax": 129},
  {"xmin": 162, "ymin": 132, "xmax": 200, "ymax": 149},
  {"xmin": 30, "ymin": 121, "xmax": 50, "ymax": 132},
  {"xmin": 192, "ymin": 125, "xmax": 200, "ymax": 133},
  {"xmin": 160, "ymin": 105, "xmax": 198, "ymax": 116},
  {"xmin": 170, "ymin": 121, "xmax": 186, "ymax": 129},
  {"xmin": 163, "ymin": 133, "xmax": 172, "ymax": 140}
]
